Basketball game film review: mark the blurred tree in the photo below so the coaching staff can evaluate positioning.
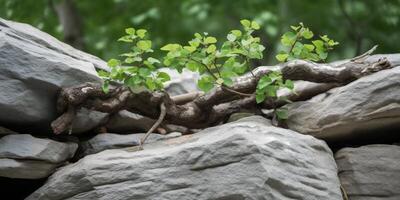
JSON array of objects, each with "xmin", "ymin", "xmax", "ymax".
[{"xmin": 1, "ymin": 0, "xmax": 399, "ymax": 64}]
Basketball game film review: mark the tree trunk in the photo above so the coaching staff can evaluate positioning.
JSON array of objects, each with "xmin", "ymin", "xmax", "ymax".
[{"xmin": 54, "ymin": 0, "xmax": 85, "ymax": 50}]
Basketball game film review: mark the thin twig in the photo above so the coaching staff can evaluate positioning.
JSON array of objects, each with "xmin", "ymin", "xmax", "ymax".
[
  {"xmin": 340, "ymin": 185, "xmax": 349, "ymax": 200},
  {"xmin": 139, "ymin": 102, "xmax": 167, "ymax": 149},
  {"xmin": 221, "ymin": 85, "xmax": 253, "ymax": 97}
]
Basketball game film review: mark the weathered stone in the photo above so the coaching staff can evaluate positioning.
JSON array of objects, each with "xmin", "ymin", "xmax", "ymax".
[
  {"xmin": 160, "ymin": 68, "xmax": 199, "ymax": 96},
  {"xmin": 286, "ymin": 54, "xmax": 400, "ymax": 142},
  {"xmin": 0, "ymin": 18, "xmax": 108, "ymax": 134},
  {"xmin": 28, "ymin": 117, "xmax": 341, "ymax": 200},
  {"xmin": 106, "ymin": 110, "xmax": 155, "ymax": 133},
  {"xmin": 81, "ymin": 132, "xmax": 182, "ymax": 156},
  {"xmin": 335, "ymin": 144, "xmax": 400, "ymax": 200},
  {"xmin": 0, "ymin": 134, "xmax": 77, "ymax": 179}
]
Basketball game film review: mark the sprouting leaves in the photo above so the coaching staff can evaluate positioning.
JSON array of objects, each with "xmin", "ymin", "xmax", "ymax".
[
  {"xmin": 276, "ymin": 22, "xmax": 339, "ymax": 62},
  {"xmin": 98, "ymin": 27, "xmax": 170, "ymax": 93},
  {"xmin": 161, "ymin": 19, "xmax": 265, "ymax": 92},
  {"xmin": 102, "ymin": 21, "xmax": 338, "ymax": 122}
]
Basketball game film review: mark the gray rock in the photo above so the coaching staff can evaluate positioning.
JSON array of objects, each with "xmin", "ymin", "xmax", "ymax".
[
  {"xmin": 335, "ymin": 144, "xmax": 400, "ymax": 200},
  {"xmin": 286, "ymin": 54, "xmax": 400, "ymax": 142},
  {"xmin": 81, "ymin": 132, "xmax": 182, "ymax": 156},
  {"xmin": 72, "ymin": 108, "xmax": 109, "ymax": 134},
  {"xmin": 227, "ymin": 112, "xmax": 256, "ymax": 123},
  {"xmin": 106, "ymin": 110, "xmax": 155, "ymax": 133},
  {"xmin": 160, "ymin": 68, "xmax": 199, "ymax": 96},
  {"xmin": 28, "ymin": 117, "xmax": 341, "ymax": 200},
  {"xmin": 0, "ymin": 134, "xmax": 78, "ymax": 179},
  {"xmin": 0, "ymin": 18, "xmax": 108, "ymax": 134},
  {"xmin": 0, "ymin": 158, "xmax": 58, "ymax": 179}
]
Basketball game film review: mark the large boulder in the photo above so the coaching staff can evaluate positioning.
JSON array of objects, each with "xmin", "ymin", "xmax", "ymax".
[
  {"xmin": 335, "ymin": 144, "xmax": 400, "ymax": 200},
  {"xmin": 28, "ymin": 116, "xmax": 341, "ymax": 200},
  {"xmin": 286, "ymin": 54, "xmax": 400, "ymax": 142},
  {"xmin": 80, "ymin": 132, "xmax": 182, "ymax": 156},
  {"xmin": 0, "ymin": 134, "xmax": 77, "ymax": 179},
  {"xmin": 0, "ymin": 18, "xmax": 108, "ymax": 133}
]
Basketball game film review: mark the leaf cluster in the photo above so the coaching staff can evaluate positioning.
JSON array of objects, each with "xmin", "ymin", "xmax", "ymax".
[
  {"xmin": 161, "ymin": 19, "xmax": 265, "ymax": 92},
  {"xmin": 276, "ymin": 23, "xmax": 339, "ymax": 62},
  {"xmin": 98, "ymin": 28, "xmax": 170, "ymax": 93}
]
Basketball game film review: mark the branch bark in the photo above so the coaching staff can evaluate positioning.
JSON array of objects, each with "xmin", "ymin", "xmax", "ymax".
[{"xmin": 51, "ymin": 52, "xmax": 392, "ymax": 134}]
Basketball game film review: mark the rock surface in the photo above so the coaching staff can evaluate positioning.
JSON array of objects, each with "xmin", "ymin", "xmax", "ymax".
[
  {"xmin": 81, "ymin": 132, "xmax": 182, "ymax": 156},
  {"xmin": 286, "ymin": 54, "xmax": 400, "ymax": 142},
  {"xmin": 0, "ymin": 134, "xmax": 77, "ymax": 179},
  {"xmin": 335, "ymin": 144, "xmax": 400, "ymax": 200},
  {"xmin": 160, "ymin": 68, "xmax": 199, "ymax": 96},
  {"xmin": 106, "ymin": 110, "xmax": 155, "ymax": 133},
  {"xmin": 0, "ymin": 18, "xmax": 107, "ymax": 133},
  {"xmin": 28, "ymin": 116, "xmax": 341, "ymax": 200}
]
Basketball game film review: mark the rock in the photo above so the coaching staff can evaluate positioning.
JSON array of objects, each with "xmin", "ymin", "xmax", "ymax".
[
  {"xmin": 72, "ymin": 108, "xmax": 109, "ymax": 134},
  {"xmin": 0, "ymin": 18, "xmax": 108, "ymax": 134},
  {"xmin": 106, "ymin": 110, "xmax": 155, "ymax": 133},
  {"xmin": 0, "ymin": 134, "xmax": 78, "ymax": 179},
  {"xmin": 335, "ymin": 144, "xmax": 400, "ymax": 200},
  {"xmin": 160, "ymin": 68, "xmax": 199, "ymax": 96},
  {"xmin": 81, "ymin": 132, "xmax": 182, "ymax": 156},
  {"xmin": 227, "ymin": 112, "xmax": 255, "ymax": 123},
  {"xmin": 286, "ymin": 54, "xmax": 400, "ymax": 142},
  {"xmin": 28, "ymin": 117, "xmax": 341, "ymax": 200}
]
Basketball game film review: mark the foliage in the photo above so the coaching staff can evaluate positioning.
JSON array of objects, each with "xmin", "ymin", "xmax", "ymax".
[
  {"xmin": 99, "ymin": 20, "xmax": 338, "ymax": 120},
  {"xmin": 98, "ymin": 28, "xmax": 170, "ymax": 93},
  {"xmin": 161, "ymin": 19, "xmax": 264, "ymax": 92},
  {"xmin": 276, "ymin": 23, "xmax": 339, "ymax": 62}
]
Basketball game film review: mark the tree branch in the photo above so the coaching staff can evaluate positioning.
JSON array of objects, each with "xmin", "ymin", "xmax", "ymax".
[{"xmin": 51, "ymin": 51, "xmax": 393, "ymax": 134}]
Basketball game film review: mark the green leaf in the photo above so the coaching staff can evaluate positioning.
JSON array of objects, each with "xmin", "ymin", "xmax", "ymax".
[
  {"xmin": 125, "ymin": 28, "xmax": 135, "ymax": 35},
  {"xmin": 97, "ymin": 70, "xmax": 110, "ymax": 78},
  {"xmin": 240, "ymin": 19, "xmax": 251, "ymax": 28},
  {"xmin": 223, "ymin": 77, "xmax": 233, "ymax": 86},
  {"xmin": 275, "ymin": 108, "xmax": 289, "ymax": 120},
  {"xmin": 256, "ymin": 90, "xmax": 266, "ymax": 103},
  {"xmin": 137, "ymin": 40, "xmax": 152, "ymax": 51},
  {"xmin": 227, "ymin": 34, "xmax": 236, "ymax": 42},
  {"xmin": 186, "ymin": 61, "xmax": 200, "ymax": 72},
  {"xmin": 281, "ymin": 31, "xmax": 296, "ymax": 46},
  {"xmin": 107, "ymin": 59, "xmax": 120, "ymax": 67},
  {"xmin": 231, "ymin": 30, "xmax": 242, "ymax": 37},
  {"xmin": 136, "ymin": 29, "xmax": 147, "ymax": 38},
  {"xmin": 160, "ymin": 43, "xmax": 181, "ymax": 51},
  {"xmin": 251, "ymin": 21, "xmax": 260, "ymax": 30},
  {"xmin": 197, "ymin": 76, "xmax": 214, "ymax": 92},
  {"xmin": 147, "ymin": 57, "xmax": 160, "ymax": 64},
  {"xmin": 157, "ymin": 72, "xmax": 170, "ymax": 82},
  {"xmin": 206, "ymin": 44, "xmax": 217, "ymax": 53},
  {"xmin": 304, "ymin": 44, "xmax": 315, "ymax": 51},
  {"xmin": 194, "ymin": 32, "xmax": 202, "ymax": 39},
  {"xmin": 204, "ymin": 36, "xmax": 217, "ymax": 44},
  {"xmin": 257, "ymin": 75, "xmax": 272, "ymax": 89},
  {"xmin": 138, "ymin": 68, "xmax": 151, "ymax": 76},
  {"xmin": 145, "ymin": 78, "xmax": 156, "ymax": 91},
  {"xmin": 302, "ymin": 29, "xmax": 314, "ymax": 39},
  {"xmin": 102, "ymin": 81, "xmax": 109, "ymax": 94},
  {"xmin": 184, "ymin": 46, "xmax": 196, "ymax": 53},
  {"xmin": 285, "ymin": 80, "xmax": 294, "ymax": 90},
  {"xmin": 276, "ymin": 53, "xmax": 289, "ymax": 62}
]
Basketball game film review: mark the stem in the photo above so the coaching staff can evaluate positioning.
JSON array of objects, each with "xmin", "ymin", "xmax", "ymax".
[{"xmin": 139, "ymin": 102, "xmax": 167, "ymax": 148}]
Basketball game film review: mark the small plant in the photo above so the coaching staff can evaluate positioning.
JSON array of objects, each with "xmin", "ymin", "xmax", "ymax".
[
  {"xmin": 161, "ymin": 19, "xmax": 265, "ymax": 92},
  {"xmin": 99, "ymin": 21, "xmax": 338, "ymax": 120},
  {"xmin": 98, "ymin": 28, "xmax": 170, "ymax": 94}
]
